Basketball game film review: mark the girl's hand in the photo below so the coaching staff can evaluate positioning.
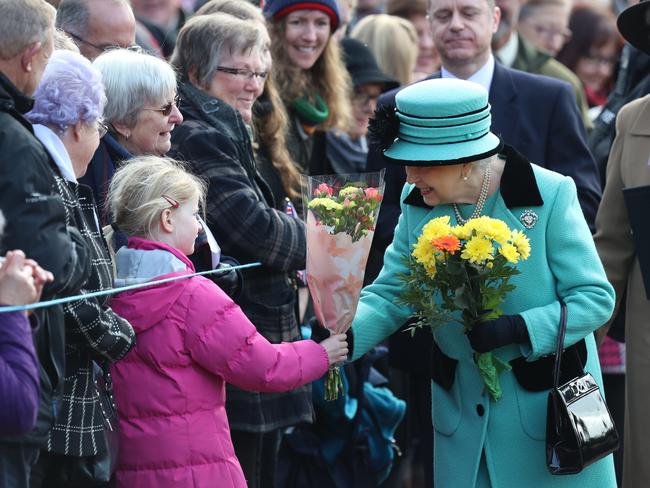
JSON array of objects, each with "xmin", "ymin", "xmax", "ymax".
[{"xmin": 320, "ymin": 333, "xmax": 349, "ymax": 366}]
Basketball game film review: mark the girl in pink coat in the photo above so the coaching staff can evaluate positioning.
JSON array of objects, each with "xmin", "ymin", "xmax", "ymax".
[{"xmin": 105, "ymin": 156, "xmax": 348, "ymax": 487}]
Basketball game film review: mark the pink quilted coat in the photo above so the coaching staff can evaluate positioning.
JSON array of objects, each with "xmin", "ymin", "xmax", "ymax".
[{"xmin": 109, "ymin": 238, "xmax": 329, "ymax": 487}]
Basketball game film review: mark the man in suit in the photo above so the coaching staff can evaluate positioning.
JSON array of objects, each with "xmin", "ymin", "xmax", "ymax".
[{"xmin": 366, "ymin": 0, "xmax": 600, "ymax": 286}]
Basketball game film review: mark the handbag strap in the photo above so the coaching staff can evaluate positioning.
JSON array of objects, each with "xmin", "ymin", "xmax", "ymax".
[{"xmin": 552, "ymin": 300, "xmax": 568, "ymax": 389}]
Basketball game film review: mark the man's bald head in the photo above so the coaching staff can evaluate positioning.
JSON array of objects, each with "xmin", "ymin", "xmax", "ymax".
[{"xmin": 56, "ymin": 0, "xmax": 136, "ymax": 60}]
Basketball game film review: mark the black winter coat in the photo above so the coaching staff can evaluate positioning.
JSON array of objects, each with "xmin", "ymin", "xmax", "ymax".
[{"xmin": 0, "ymin": 72, "xmax": 90, "ymax": 446}]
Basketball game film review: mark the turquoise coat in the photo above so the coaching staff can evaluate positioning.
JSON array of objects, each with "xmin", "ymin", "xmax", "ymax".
[{"xmin": 351, "ymin": 150, "xmax": 616, "ymax": 487}]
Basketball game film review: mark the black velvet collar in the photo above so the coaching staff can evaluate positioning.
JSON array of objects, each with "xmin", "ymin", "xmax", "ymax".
[{"xmin": 403, "ymin": 144, "xmax": 544, "ymax": 209}]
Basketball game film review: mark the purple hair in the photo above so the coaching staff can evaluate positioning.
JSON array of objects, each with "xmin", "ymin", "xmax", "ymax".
[{"xmin": 27, "ymin": 50, "xmax": 106, "ymax": 129}]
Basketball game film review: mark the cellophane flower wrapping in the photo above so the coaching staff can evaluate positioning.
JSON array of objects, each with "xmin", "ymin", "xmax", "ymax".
[
  {"xmin": 397, "ymin": 215, "xmax": 531, "ymax": 401},
  {"xmin": 302, "ymin": 171, "xmax": 385, "ymax": 400}
]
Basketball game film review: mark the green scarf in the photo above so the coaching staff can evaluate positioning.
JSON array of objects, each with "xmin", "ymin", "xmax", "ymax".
[{"xmin": 291, "ymin": 94, "xmax": 329, "ymax": 134}]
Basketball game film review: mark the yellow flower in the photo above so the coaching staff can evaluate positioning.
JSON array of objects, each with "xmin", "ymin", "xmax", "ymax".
[
  {"xmin": 461, "ymin": 236, "xmax": 494, "ymax": 264},
  {"xmin": 452, "ymin": 223, "xmax": 471, "ymax": 240},
  {"xmin": 421, "ymin": 216, "xmax": 453, "ymax": 241},
  {"xmin": 308, "ymin": 198, "xmax": 343, "ymax": 211},
  {"xmin": 498, "ymin": 243, "xmax": 520, "ymax": 263},
  {"xmin": 412, "ymin": 234, "xmax": 436, "ymax": 267},
  {"xmin": 339, "ymin": 186, "xmax": 362, "ymax": 198},
  {"xmin": 469, "ymin": 216, "xmax": 511, "ymax": 244},
  {"xmin": 510, "ymin": 230, "xmax": 531, "ymax": 260}
]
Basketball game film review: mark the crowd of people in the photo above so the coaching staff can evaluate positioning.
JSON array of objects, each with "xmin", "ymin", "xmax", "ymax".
[{"xmin": 0, "ymin": 0, "xmax": 648, "ymax": 487}]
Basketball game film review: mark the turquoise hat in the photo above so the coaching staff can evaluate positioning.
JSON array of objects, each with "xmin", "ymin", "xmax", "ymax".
[{"xmin": 370, "ymin": 78, "xmax": 502, "ymax": 166}]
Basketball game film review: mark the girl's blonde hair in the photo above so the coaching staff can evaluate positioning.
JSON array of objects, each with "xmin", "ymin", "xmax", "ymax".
[
  {"xmin": 268, "ymin": 19, "xmax": 352, "ymax": 132},
  {"xmin": 351, "ymin": 14, "xmax": 418, "ymax": 86},
  {"xmin": 105, "ymin": 156, "xmax": 207, "ymax": 244}
]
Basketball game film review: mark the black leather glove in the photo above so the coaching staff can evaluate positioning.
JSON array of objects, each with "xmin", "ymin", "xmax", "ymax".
[
  {"xmin": 308, "ymin": 316, "xmax": 331, "ymax": 343},
  {"xmin": 212, "ymin": 258, "xmax": 243, "ymax": 300},
  {"xmin": 467, "ymin": 314, "xmax": 529, "ymax": 353}
]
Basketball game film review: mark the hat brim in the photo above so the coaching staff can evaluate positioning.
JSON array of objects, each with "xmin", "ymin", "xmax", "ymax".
[
  {"xmin": 352, "ymin": 70, "xmax": 400, "ymax": 91},
  {"xmin": 383, "ymin": 132, "xmax": 503, "ymax": 166},
  {"xmin": 617, "ymin": 2, "xmax": 650, "ymax": 56}
]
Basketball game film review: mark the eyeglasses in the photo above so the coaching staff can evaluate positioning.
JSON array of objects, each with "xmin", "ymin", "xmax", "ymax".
[
  {"xmin": 65, "ymin": 31, "xmax": 142, "ymax": 54},
  {"xmin": 583, "ymin": 54, "xmax": 617, "ymax": 69},
  {"xmin": 96, "ymin": 120, "xmax": 109, "ymax": 138},
  {"xmin": 530, "ymin": 24, "xmax": 572, "ymax": 43},
  {"xmin": 215, "ymin": 66, "xmax": 268, "ymax": 81},
  {"xmin": 351, "ymin": 90, "xmax": 380, "ymax": 106},
  {"xmin": 142, "ymin": 95, "xmax": 181, "ymax": 117}
]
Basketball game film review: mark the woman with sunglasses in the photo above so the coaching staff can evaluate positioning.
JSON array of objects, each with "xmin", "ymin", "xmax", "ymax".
[
  {"xmin": 169, "ymin": 13, "xmax": 319, "ymax": 488},
  {"xmin": 25, "ymin": 49, "xmax": 136, "ymax": 487},
  {"xmin": 79, "ymin": 48, "xmax": 183, "ymax": 221}
]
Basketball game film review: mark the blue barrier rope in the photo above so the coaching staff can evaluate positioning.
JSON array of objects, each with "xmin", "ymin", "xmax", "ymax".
[{"xmin": 0, "ymin": 262, "xmax": 261, "ymax": 313}]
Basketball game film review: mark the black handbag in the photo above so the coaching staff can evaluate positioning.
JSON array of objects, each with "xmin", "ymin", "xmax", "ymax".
[{"xmin": 546, "ymin": 301, "xmax": 619, "ymax": 475}]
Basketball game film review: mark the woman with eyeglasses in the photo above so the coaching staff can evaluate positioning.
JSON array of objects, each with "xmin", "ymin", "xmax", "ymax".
[
  {"xmin": 263, "ymin": 0, "xmax": 352, "ymax": 175},
  {"xmin": 557, "ymin": 4, "xmax": 622, "ymax": 114},
  {"xmin": 195, "ymin": 0, "xmax": 302, "ymax": 220},
  {"xmin": 169, "ymin": 13, "xmax": 321, "ymax": 488},
  {"xmin": 24, "ymin": 49, "xmax": 136, "ymax": 487},
  {"xmin": 78, "ymin": 48, "xmax": 183, "ymax": 221}
]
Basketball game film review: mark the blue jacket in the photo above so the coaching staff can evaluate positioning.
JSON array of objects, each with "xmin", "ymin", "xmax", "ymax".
[{"xmin": 351, "ymin": 150, "xmax": 616, "ymax": 487}]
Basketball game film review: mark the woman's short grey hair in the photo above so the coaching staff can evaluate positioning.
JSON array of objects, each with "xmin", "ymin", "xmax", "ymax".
[
  {"xmin": 472, "ymin": 154, "xmax": 497, "ymax": 169},
  {"xmin": 0, "ymin": 0, "xmax": 55, "ymax": 59},
  {"xmin": 171, "ymin": 12, "xmax": 266, "ymax": 88},
  {"xmin": 26, "ymin": 50, "xmax": 106, "ymax": 130},
  {"xmin": 93, "ymin": 49, "xmax": 177, "ymax": 128}
]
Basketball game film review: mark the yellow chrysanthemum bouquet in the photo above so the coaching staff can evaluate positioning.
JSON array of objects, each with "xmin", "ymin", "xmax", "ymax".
[{"xmin": 398, "ymin": 215, "xmax": 531, "ymax": 401}]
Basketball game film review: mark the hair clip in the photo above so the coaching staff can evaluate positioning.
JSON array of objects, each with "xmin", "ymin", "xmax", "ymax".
[{"xmin": 161, "ymin": 194, "xmax": 180, "ymax": 208}]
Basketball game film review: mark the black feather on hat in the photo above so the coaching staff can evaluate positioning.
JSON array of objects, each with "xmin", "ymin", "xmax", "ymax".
[{"xmin": 367, "ymin": 105, "xmax": 400, "ymax": 154}]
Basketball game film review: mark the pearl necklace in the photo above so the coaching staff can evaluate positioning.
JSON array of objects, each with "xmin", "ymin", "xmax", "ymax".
[{"xmin": 452, "ymin": 162, "xmax": 491, "ymax": 225}]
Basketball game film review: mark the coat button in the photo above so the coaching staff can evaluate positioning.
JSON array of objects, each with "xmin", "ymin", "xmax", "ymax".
[{"xmin": 476, "ymin": 404, "xmax": 485, "ymax": 416}]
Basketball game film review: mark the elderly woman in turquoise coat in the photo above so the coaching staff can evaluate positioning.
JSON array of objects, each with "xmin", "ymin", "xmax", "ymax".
[{"xmin": 351, "ymin": 78, "xmax": 616, "ymax": 487}]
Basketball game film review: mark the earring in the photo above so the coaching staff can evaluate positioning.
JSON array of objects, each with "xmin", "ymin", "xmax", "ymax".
[
  {"xmin": 462, "ymin": 175, "xmax": 468, "ymax": 181},
  {"xmin": 125, "ymin": 132, "xmax": 130, "ymax": 140}
]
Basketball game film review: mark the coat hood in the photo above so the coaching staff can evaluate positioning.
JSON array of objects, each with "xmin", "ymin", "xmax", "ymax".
[{"xmin": 111, "ymin": 238, "xmax": 194, "ymax": 333}]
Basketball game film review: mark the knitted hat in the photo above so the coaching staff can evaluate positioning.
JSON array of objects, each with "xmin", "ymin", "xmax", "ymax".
[
  {"xmin": 368, "ymin": 79, "xmax": 502, "ymax": 166},
  {"xmin": 617, "ymin": 0, "xmax": 650, "ymax": 56},
  {"xmin": 340, "ymin": 38, "xmax": 399, "ymax": 90},
  {"xmin": 263, "ymin": 0, "xmax": 340, "ymax": 31}
]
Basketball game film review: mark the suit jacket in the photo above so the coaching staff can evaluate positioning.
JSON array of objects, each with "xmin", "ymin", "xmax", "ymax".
[
  {"xmin": 352, "ymin": 149, "xmax": 616, "ymax": 487},
  {"xmin": 366, "ymin": 63, "xmax": 601, "ymax": 287},
  {"xmin": 594, "ymin": 95, "xmax": 650, "ymax": 487}
]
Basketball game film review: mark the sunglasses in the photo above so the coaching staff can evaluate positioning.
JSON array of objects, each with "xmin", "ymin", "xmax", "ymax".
[{"xmin": 142, "ymin": 95, "xmax": 181, "ymax": 117}]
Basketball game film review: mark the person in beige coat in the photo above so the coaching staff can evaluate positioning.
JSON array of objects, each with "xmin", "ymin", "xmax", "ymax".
[{"xmin": 594, "ymin": 3, "xmax": 650, "ymax": 487}]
